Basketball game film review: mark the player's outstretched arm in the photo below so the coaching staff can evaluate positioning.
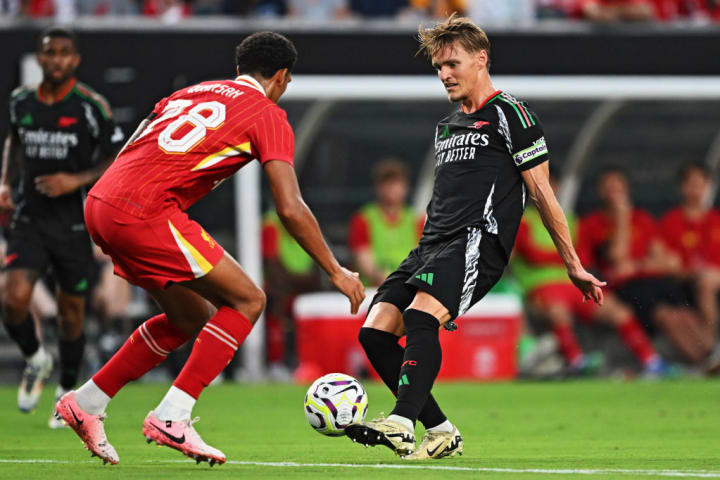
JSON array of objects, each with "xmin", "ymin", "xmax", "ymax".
[
  {"xmin": 521, "ymin": 162, "xmax": 606, "ymax": 304},
  {"xmin": 0, "ymin": 133, "xmax": 21, "ymax": 213},
  {"xmin": 264, "ymin": 160, "xmax": 365, "ymax": 314}
]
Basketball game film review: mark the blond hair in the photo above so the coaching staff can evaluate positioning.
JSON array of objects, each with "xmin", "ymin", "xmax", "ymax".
[{"xmin": 417, "ymin": 13, "xmax": 491, "ymax": 65}]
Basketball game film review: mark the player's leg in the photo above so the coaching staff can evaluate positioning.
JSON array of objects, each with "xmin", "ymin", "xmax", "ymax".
[
  {"xmin": 530, "ymin": 285, "xmax": 585, "ymax": 369},
  {"xmin": 592, "ymin": 293, "xmax": 662, "ymax": 369},
  {"xmin": 58, "ymin": 283, "xmax": 207, "ymax": 464},
  {"xmin": 2, "ymin": 267, "xmax": 53, "ymax": 413},
  {"xmin": 49, "ymin": 290, "xmax": 86, "ymax": 428},
  {"xmin": 357, "ymin": 254, "xmax": 449, "ymax": 433},
  {"xmin": 140, "ymin": 252, "xmax": 264, "ymax": 465}
]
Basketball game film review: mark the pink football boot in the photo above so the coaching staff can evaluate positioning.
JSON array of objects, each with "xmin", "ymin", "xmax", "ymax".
[
  {"xmin": 55, "ymin": 391, "xmax": 119, "ymax": 465},
  {"xmin": 142, "ymin": 411, "xmax": 226, "ymax": 466}
]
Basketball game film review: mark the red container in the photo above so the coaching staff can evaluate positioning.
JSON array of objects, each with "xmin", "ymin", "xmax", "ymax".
[{"xmin": 293, "ymin": 292, "xmax": 521, "ymax": 382}]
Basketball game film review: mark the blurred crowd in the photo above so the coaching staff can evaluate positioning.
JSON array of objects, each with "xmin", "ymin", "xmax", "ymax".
[{"xmin": 2, "ymin": 0, "xmax": 719, "ymax": 24}]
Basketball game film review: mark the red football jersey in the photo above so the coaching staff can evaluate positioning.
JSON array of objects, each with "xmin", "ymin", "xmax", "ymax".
[
  {"xmin": 90, "ymin": 76, "xmax": 294, "ymax": 218},
  {"xmin": 577, "ymin": 209, "xmax": 658, "ymax": 282},
  {"xmin": 660, "ymin": 207, "xmax": 720, "ymax": 270}
]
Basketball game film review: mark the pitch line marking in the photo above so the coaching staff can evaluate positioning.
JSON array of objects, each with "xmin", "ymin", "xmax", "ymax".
[
  {"xmin": 2, "ymin": 459, "xmax": 720, "ymax": 478},
  {"xmin": 223, "ymin": 461, "xmax": 720, "ymax": 478}
]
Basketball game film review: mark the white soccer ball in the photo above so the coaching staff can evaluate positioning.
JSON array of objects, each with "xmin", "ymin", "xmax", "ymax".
[{"xmin": 304, "ymin": 373, "xmax": 368, "ymax": 436}]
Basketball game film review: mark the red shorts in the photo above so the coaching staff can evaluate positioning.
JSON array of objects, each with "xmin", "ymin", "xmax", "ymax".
[
  {"xmin": 529, "ymin": 282, "xmax": 597, "ymax": 321},
  {"xmin": 84, "ymin": 196, "xmax": 224, "ymax": 291}
]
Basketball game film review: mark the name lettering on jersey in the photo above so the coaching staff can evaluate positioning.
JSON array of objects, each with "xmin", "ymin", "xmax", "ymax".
[
  {"xmin": 435, "ymin": 131, "xmax": 489, "ymax": 166},
  {"xmin": 512, "ymin": 136, "xmax": 547, "ymax": 166},
  {"xmin": 187, "ymin": 84, "xmax": 244, "ymax": 100},
  {"xmin": 18, "ymin": 127, "xmax": 79, "ymax": 160}
]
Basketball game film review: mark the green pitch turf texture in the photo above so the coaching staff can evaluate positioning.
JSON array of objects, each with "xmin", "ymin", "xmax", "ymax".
[{"xmin": 0, "ymin": 380, "xmax": 718, "ymax": 479}]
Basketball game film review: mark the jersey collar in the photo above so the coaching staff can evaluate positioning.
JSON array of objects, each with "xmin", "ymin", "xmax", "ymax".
[
  {"xmin": 233, "ymin": 75, "xmax": 266, "ymax": 96},
  {"xmin": 37, "ymin": 77, "xmax": 77, "ymax": 105}
]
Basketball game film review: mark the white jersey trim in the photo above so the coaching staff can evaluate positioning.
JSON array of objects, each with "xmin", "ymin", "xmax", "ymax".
[{"xmin": 233, "ymin": 75, "xmax": 267, "ymax": 96}]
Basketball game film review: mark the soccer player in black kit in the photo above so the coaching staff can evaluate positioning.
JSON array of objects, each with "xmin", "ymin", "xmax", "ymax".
[
  {"xmin": 346, "ymin": 15, "xmax": 605, "ymax": 459},
  {"xmin": 0, "ymin": 27, "xmax": 123, "ymax": 427}
]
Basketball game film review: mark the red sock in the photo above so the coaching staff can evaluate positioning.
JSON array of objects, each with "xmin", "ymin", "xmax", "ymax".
[
  {"xmin": 173, "ymin": 307, "xmax": 253, "ymax": 399},
  {"xmin": 552, "ymin": 323, "xmax": 584, "ymax": 365},
  {"xmin": 617, "ymin": 317, "xmax": 656, "ymax": 365},
  {"xmin": 93, "ymin": 314, "xmax": 190, "ymax": 397}
]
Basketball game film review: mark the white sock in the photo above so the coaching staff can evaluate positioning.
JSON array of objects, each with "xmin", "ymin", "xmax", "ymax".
[
  {"xmin": 75, "ymin": 380, "xmax": 111, "ymax": 415},
  {"xmin": 27, "ymin": 346, "xmax": 48, "ymax": 366},
  {"xmin": 154, "ymin": 386, "xmax": 196, "ymax": 422},
  {"xmin": 387, "ymin": 414, "xmax": 414, "ymax": 432},
  {"xmin": 427, "ymin": 419, "xmax": 454, "ymax": 433}
]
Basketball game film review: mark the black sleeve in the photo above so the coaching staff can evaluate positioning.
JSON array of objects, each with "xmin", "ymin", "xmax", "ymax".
[
  {"xmin": 95, "ymin": 105, "xmax": 125, "ymax": 160},
  {"xmin": 496, "ymin": 97, "xmax": 549, "ymax": 172}
]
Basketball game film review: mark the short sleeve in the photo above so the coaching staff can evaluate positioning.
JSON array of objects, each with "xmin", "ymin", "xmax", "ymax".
[
  {"xmin": 95, "ymin": 107, "xmax": 125, "ymax": 159},
  {"xmin": 348, "ymin": 213, "xmax": 371, "ymax": 252},
  {"xmin": 495, "ymin": 96, "xmax": 549, "ymax": 172},
  {"xmin": 149, "ymin": 97, "xmax": 170, "ymax": 119},
  {"xmin": 250, "ymin": 106, "xmax": 295, "ymax": 166},
  {"xmin": 79, "ymin": 88, "xmax": 125, "ymax": 159}
]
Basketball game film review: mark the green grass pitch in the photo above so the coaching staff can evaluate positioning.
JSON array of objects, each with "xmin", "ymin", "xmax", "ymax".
[{"xmin": 0, "ymin": 380, "xmax": 718, "ymax": 479}]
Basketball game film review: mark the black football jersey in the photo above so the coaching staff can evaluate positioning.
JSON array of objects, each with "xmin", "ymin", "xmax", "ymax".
[
  {"xmin": 421, "ymin": 91, "xmax": 549, "ymax": 258},
  {"xmin": 8, "ymin": 79, "xmax": 124, "ymax": 226}
]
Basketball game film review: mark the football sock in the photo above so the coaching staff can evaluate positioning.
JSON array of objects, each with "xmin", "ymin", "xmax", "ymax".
[
  {"xmin": 552, "ymin": 323, "xmax": 584, "ymax": 365},
  {"xmin": 75, "ymin": 379, "xmax": 112, "ymax": 415},
  {"xmin": 58, "ymin": 334, "xmax": 85, "ymax": 390},
  {"xmin": 358, "ymin": 327, "xmax": 447, "ymax": 429},
  {"xmin": 173, "ymin": 307, "xmax": 253, "ymax": 399},
  {"xmin": 426, "ymin": 419, "xmax": 454, "ymax": 434},
  {"xmin": 92, "ymin": 314, "xmax": 190, "ymax": 398},
  {"xmin": 387, "ymin": 414, "xmax": 414, "ymax": 432},
  {"xmin": 617, "ymin": 317, "xmax": 656, "ymax": 365},
  {"xmin": 390, "ymin": 309, "xmax": 442, "ymax": 423},
  {"xmin": 154, "ymin": 386, "xmax": 196, "ymax": 421},
  {"xmin": 3, "ymin": 315, "xmax": 39, "ymax": 358}
]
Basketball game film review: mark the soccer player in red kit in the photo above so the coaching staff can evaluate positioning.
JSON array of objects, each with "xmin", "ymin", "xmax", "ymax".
[{"xmin": 55, "ymin": 32, "xmax": 365, "ymax": 466}]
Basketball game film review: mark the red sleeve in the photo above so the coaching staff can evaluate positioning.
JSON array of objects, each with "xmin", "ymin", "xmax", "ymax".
[
  {"xmin": 577, "ymin": 215, "xmax": 597, "ymax": 268},
  {"xmin": 251, "ymin": 106, "xmax": 294, "ymax": 166},
  {"xmin": 151, "ymin": 96, "xmax": 169, "ymax": 116},
  {"xmin": 261, "ymin": 223, "xmax": 279, "ymax": 260},
  {"xmin": 659, "ymin": 210, "xmax": 682, "ymax": 254},
  {"xmin": 348, "ymin": 213, "xmax": 371, "ymax": 252},
  {"xmin": 514, "ymin": 220, "xmax": 565, "ymax": 265}
]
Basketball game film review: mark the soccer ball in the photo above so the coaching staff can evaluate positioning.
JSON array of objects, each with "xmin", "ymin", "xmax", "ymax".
[{"xmin": 303, "ymin": 373, "xmax": 368, "ymax": 436}]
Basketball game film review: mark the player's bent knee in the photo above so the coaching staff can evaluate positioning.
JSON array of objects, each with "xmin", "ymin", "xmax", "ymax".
[{"xmin": 1, "ymin": 291, "xmax": 32, "ymax": 321}]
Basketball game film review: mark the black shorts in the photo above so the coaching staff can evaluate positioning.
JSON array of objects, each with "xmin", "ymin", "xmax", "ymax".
[
  {"xmin": 370, "ymin": 227, "xmax": 508, "ymax": 320},
  {"xmin": 4, "ymin": 216, "xmax": 93, "ymax": 296},
  {"xmin": 614, "ymin": 276, "xmax": 690, "ymax": 327}
]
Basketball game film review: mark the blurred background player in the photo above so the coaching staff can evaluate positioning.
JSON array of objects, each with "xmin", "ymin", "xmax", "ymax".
[
  {"xmin": 262, "ymin": 207, "xmax": 321, "ymax": 380},
  {"xmin": 660, "ymin": 162, "xmax": 720, "ymax": 369},
  {"xmin": 55, "ymin": 31, "xmax": 364, "ymax": 466},
  {"xmin": 0, "ymin": 26, "xmax": 123, "ymax": 427},
  {"xmin": 348, "ymin": 158, "xmax": 423, "ymax": 287},
  {"xmin": 577, "ymin": 167, "xmax": 689, "ymax": 375},
  {"xmin": 513, "ymin": 173, "xmax": 663, "ymax": 376}
]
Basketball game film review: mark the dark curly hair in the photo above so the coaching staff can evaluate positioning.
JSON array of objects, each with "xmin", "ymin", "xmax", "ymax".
[
  {"xmin": 235, "ymin": 31, "xmax": 297, "ymax": 79},
  {"xmin": 37, "ymin": 26, "xmax": 79, "ymax": 52}
]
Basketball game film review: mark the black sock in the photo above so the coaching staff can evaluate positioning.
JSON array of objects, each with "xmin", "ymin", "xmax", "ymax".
[
  {"xmin": 390, "ymin": 309, "xmax": 442, "ymax": 423},
  {"xmin": 358, "ymin": 327, "xmax": 447, "ymax": 429},
  {"xmin": 3, "ymin": 315, "xmax": 39, "ymax": 358},
  {"xmin": 59, "ymin": 334, "xmax": 85, "ymax": 390}
]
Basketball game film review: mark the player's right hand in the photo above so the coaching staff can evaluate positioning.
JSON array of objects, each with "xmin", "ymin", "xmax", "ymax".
[
  {"xmin": 330, "ymin": 267, "xmax": 365, "ymax": 315},
  {"xmin": 0, "ymin": 184, "xmax": 15, "ymax": 214}
]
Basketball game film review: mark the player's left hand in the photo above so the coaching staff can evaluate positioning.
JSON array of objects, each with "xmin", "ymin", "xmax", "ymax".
[
  {"xmin": 35, "ymin": 172, "xmax": 82, "ymax": 197},
  {"xmin": 568, "ymin": 267, "xmax": 606, "ymax": 305}
]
